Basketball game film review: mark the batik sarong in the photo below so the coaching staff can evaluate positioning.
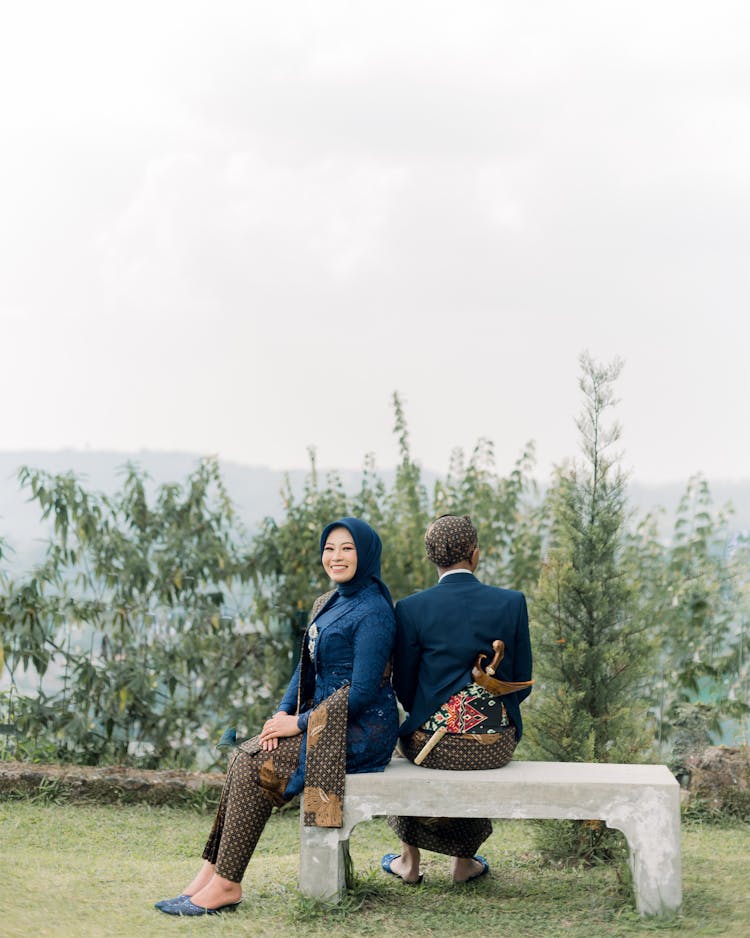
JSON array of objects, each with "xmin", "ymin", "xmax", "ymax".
[{"xmin": 387, "ymin": 682, "xmax": 517, "ymax": 857}]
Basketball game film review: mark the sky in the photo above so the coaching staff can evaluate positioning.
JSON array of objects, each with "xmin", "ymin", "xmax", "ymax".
[{"xmin": 1, "ymin": 1, "xmax": 749, "ymax": 484}]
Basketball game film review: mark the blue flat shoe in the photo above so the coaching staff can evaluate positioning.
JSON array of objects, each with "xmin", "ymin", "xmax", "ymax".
[
  {"xmin": 154, "ymin": 894, "xmax": 190, "ymax": 911},
  {"xmin": 462, "ymin": 855, "xmax": 489, "ymax": 883},
  {"xmin": 158, "ymin": 897, "xmax": 242, "ymax": 916},
  {"xmin": 381, "ymin": 853, "xmax": 423, "ymax": 885}
]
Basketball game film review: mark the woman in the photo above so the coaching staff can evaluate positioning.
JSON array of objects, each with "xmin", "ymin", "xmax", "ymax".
[{"xmin": 155, "ymin": 517, "xmax": 398, "ymax": 916}]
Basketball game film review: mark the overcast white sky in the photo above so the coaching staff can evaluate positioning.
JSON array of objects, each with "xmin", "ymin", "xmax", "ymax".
[{"xmin": 1, "ymin": 1, "xmax": 748, "ymax": 483}]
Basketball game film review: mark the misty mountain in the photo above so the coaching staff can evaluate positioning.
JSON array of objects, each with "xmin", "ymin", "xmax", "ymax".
[{"xmin": 1, "ymin": 450, "xmax": 748, "ymax": 574}]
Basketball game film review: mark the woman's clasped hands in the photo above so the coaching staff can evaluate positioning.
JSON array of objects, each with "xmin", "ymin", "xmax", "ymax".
[{"xmin": 259, "ymin": 712, "xmax": 302, "ymax": 751}]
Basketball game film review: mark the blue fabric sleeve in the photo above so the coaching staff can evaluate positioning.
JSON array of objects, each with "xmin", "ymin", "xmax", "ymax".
[
  {"xmin": 348, "ymin": 600, "xmax": 396, "ymax": 718},
  {"xmin": 296, "ymin": 711, "xmax": 311, "ymax": 732},
  {"xmin": 277, "ymin": 658, "xmax": 301, "ymax": 714}
]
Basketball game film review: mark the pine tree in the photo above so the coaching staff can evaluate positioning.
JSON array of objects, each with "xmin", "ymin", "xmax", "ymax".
[
  {"xmin": 526, "ymin": 354, "xmax": 653, "ymax": 859},
  {"xmin": 379, "ymin": 393, "xmax": 433, "ymax": 600}
]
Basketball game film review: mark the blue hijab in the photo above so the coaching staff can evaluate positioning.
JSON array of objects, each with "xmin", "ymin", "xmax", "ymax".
[{"xmin": 319, "ymin": 517, "xmax": 393, "ymax": 607}]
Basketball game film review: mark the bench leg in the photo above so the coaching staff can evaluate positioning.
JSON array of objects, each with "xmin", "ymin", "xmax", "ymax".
[
  {"xmin": 298, "ymin": 824, "xmax": 350, "ymax": 902},
  {"xmin": 607, "ymin": 791, "xmax": 682, "ymax": 917}
]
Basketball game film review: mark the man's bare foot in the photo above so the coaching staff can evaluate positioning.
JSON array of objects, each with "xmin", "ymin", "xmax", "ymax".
[
  {"xmin": 190, "ymin": 873, "xmax": 242, "ymax": 910},
  {"xmin": 451, "ymin": 855, "xmax": 488, "ymax": 883},
  {"xmin": 384, "ymin": 843, "xmax": 422, "ymax": 883}
]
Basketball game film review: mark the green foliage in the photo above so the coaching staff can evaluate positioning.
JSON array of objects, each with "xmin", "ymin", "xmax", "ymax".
[
  {"xmin": 26, "ymin": 775, "xmax": 70, "ymax": 806},
  {"xmin": 630, "ymin": 476, "xmax": 750, "ymax": 761},
  {"xmin": 663, "ymin": 479, "xmax": 749, "ymax": 747},
  {"xmin": 3, "ymin": 369, "xmax": 749, "ymax": 785},
  {"xmin": 532, "ymin": 818, "xmax": 629, "ymax": 866},
  {"xmin": 683, "ymin": 789, "xmax": 750, "ymax": 824},
  {"xmin": 526, "ymin": 354, "xmax": 653, "ymax": 859},
  {"xmin": 1, "ymin": 458, "xmax": 262, "ymax": 768},
  {"xmin": 378, "ymin": 393, "xmax": 433, "ymax": 599},
  {"xmin": 434, "ymin": 438, "xmax": 543, "ymax": 593}
]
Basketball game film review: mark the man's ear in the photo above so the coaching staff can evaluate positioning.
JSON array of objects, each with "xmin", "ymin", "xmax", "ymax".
[{"xmin": 469, "ymin": 547, "xmax": 480, "ymax": 571}]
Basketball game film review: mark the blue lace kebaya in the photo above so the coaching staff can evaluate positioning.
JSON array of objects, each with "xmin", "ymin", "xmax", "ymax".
[{"xmin": 277, "ymin": 517, "xmax": 398, "ymax": 797}]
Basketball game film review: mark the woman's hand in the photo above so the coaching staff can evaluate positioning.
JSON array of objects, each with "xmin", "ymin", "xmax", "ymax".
[{"xmin": 259, "ymin": 712, "xmax": 302, "ymax": 751}]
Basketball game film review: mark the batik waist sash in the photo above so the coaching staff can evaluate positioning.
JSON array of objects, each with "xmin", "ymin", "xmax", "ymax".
[{"xmin": 421, "ymin": 681, "xmax": 511, "ymax": 735}]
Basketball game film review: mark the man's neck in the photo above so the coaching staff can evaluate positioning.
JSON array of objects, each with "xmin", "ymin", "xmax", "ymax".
[{"xmin": 437, "ymin": 565, "xmax": 474, "ymax": 581}]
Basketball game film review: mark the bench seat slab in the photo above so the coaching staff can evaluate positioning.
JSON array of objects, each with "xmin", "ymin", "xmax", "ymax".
[{"xmin": 299, "ymin": 760, "xmax": 681, "ymax": 918}]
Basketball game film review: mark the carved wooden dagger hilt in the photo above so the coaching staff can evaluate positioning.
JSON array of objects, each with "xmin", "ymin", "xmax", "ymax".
[
  {"xmin": 480, "ymin": 639, "xmax": 505, "ymax": 676},
  {"xmin": 472, "ymin": 638, "xmax": 533, "ymax": 695}
]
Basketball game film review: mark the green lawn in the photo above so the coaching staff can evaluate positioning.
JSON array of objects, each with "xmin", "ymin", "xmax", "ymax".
[{"xmin": 0, "ymin": 801, "xmax": 747, "ymax": 938}]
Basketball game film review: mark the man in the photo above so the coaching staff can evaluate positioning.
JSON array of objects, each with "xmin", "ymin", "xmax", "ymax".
[{"xmin": 383, "ymin": 514, "xmax": 532, "ymax": 884}]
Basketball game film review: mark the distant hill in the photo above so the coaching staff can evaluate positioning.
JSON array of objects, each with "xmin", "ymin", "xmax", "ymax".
[
  {"xmin": 629, "ymin": 480, "xmax": 750, "ymax": 536},
  {"xmin": 1, "ymin": 449, "xmax": 310, "ymax": 536},
  {"xmin": 0, "ymin": 450, "xmax": 405, "ymax": 572},
  {"xmin": 1, "ymin": 450, "xmax": 748, "ymax": 573}
]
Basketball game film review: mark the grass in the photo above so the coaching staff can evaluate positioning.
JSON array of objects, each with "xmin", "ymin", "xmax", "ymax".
[{"xmin": 0, "ymin": 801, "xmax": 747, "ymax": 938}]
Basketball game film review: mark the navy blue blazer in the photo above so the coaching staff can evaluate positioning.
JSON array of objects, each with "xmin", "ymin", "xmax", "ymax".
[{"xmin": 392, "ymin": 572, "xmax": 532, "ymax": 739}]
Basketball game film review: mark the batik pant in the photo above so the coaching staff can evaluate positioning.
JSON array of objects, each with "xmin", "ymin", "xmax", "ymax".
[
  {"xmin": 201, "ymin": 687, "xmax": 349, "ymax": 883},
  {"xmin": 201, "ymin": 735, "xmax": 304, "ymax": 882}
]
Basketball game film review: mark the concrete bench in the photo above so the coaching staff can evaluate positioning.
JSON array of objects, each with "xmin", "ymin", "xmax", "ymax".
[{"xmin": 299, "ymin": 759, "xmax": 682, "ymax": 917}]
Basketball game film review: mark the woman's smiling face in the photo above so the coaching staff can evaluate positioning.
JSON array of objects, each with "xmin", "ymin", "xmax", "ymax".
[{"xmin": 322, "ymin": 526, "xmax": 358, "ymax": 584}]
